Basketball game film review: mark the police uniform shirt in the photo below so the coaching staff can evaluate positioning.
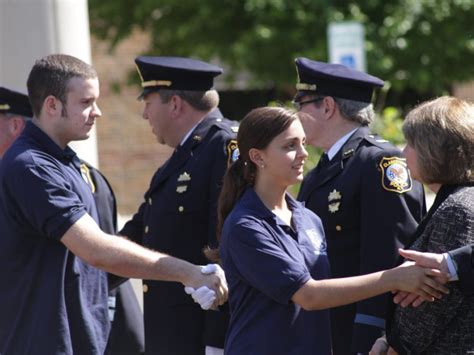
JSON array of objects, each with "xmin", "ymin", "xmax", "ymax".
[
  {"xmin": 220, "ymin": 188, "xmax": 331, "ymax": 355},
  {"xmin": 0, "ymin": 122, "xmax": 109, "ymax": 354},
  {"xmin": 120, "ymin": 108, "xmax": 237, "ymax": 353},
  {"xmin": 298, "ymin": 126, "xmax": 426, "ymax": 353}
]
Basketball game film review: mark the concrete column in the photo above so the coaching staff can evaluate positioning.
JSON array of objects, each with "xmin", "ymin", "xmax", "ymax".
[{"xmin": 0, "ymin": 0, "xmax": 98, "ymax": 166}]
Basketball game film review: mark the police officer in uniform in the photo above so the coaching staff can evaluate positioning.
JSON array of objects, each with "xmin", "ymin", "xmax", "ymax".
[
  {"xmin": 294, "ymin": 58, "xmax": 426, "ymax": 354},
  {"xmin": 0, "ymin": 87, "xmax": 30, "ymax": 158},
  {"xmin": 0, "ymin": 86, "xmax": 145, "ymax": 354},
  {"xmin": 121, "ymin": 56, "xmax": 238, "ymax": 355}
]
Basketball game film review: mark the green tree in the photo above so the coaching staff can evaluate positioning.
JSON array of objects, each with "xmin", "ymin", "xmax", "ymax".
[{"xmin": 89, "ymin": 0, "xmax": 474, "ymax": 95}]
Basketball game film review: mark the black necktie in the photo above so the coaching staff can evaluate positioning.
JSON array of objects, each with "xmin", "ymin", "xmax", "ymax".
[
  {"xmin": 320, "ymin": 153, "xmax": 329, "ymax": 168},
  {"xmin": 314, "ymin": 152, "xmax": 329, "ymax": 175}
]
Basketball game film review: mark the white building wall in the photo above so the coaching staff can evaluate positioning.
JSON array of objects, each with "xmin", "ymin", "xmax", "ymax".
[{"xmin": 0, "ymin": 0, "xmax": 98, "ymax": 166}]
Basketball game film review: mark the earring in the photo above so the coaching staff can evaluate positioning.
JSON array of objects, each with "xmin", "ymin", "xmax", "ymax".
[{"xmin": 260, "ymin": 164, "xmax": 265, "ymax": 168}]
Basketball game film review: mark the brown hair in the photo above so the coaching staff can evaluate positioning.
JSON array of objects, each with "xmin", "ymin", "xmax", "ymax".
[
  {"xmin": 403, "ymin": 96, "xmax": 474, "ymax": 184},
  {"xmin": 27, "ymin": 54, "xmax": 98, "ymax": 117},
  {"xmin": 205, "ymin": 106, "xmax": 300, "ymax": 261}
]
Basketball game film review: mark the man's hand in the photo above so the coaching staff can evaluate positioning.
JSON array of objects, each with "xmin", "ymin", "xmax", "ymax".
[
  {"xmin": 184, "ymin": 264, "xmax": 228, "ymax": 307},
  {"xmin": 393, "ymin": 249, "xmax": 449, "ymax": 307}
]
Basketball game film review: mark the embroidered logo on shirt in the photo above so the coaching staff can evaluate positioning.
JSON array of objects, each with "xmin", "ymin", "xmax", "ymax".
[
  {"xmin": 305, "ymin": 228, "xmax": 325, "ymax": 252},
  {"xmin": 80, "ymin": 163, "xmax": 96, "ymax": 193},
  {"xmin": 379, "ymin": 157, "xmax": 412, "ymax": 193}
]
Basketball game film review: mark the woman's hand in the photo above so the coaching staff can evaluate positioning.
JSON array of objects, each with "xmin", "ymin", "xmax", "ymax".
[{"xmin": 389, "ymin": 261, "xmax": 449, "ymax": 301}]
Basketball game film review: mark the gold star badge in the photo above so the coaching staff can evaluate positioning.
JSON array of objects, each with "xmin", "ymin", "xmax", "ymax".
[
  {"xmin": 328, "ymin": 189, "xmax": 342, "ymax": 202},
  {"xmin": 177, "ymin": 172, "xmax": 191, "ymax": 182},
  {"xmin": 328, "ymin": 202, "xmax": 340, "ymax": 213}
]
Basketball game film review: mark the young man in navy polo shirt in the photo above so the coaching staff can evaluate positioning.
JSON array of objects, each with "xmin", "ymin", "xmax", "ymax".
[
  {"xmin": 0, "ymin": 54, "xmax": 226, "ymax": 354},
  {"xmin": 0, "ymin": 85, "xmax": 144, "ymax": 354}
]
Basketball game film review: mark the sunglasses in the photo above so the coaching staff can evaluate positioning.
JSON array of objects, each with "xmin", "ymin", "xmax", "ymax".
[{"xmin": 292, "ymin": 97, "xmax": 324, "ymax": 111}]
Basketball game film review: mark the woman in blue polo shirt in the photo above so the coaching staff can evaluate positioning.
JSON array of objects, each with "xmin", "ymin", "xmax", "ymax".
[{"xmin": 217, "ymin": 107, "xmax": 449, "ymax": 355}]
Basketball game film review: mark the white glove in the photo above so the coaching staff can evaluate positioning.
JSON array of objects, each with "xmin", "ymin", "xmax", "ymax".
[
  {"xmin": 184, "ymin": 264, "xmax": 226, "ymax": 310},
  {"xmin": 201, "ymin": 264, "xmax": 227, "ymax": 283},
  {"xmin": 184, "ymin": 286, "xmax": 216, "ymax": 310}
]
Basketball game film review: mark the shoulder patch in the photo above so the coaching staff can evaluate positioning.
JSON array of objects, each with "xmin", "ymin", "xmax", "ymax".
[
  {"xmin": 226, "ymin": 140, "xmax": 239, "ymax": 166},
  {"xmin": 379, "ymin": 157, "xmax": 412, "ymax": 193}
]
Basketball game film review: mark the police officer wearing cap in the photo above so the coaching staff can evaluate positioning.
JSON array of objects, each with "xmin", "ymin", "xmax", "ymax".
[
  {"xmin": 0, "ymin": 85, "xmax": 145, "ymax": 354},
  {"xmin": 121, "ymin": 56, "xmax": 238, "ymax": 355},
  {"xmin": 0, "ymin": 87, "xmax": 30, "ymax": 158},
  {"xmin": 293, "ymin": 58, "xmax": 426, "ymax": 354}
]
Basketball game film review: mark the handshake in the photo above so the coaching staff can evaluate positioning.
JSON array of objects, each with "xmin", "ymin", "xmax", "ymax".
[{"xmin": 184, "ymin": 264, "xmax": 227, "ymax": 310}]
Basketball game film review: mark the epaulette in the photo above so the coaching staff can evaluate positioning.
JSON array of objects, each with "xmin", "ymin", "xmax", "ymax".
[
  {"xmin": 213, "ymin": 117, "xmax": 239, "ymax": 134},
  {"xmin": 364, "ymin": 134, "xmax": 391, "ymax": 149}
]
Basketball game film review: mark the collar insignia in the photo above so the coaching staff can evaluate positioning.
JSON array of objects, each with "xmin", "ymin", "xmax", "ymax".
[{"xmin": 343, "ymin": 148, "xmax": 355, "ymax": 158}]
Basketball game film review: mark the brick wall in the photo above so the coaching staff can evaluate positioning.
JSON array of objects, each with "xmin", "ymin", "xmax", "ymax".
[
  {"xmin": 453, "ymin": 82, "xmax": 474, "ymax": 101},
  {"xmin": 91, "ymin": 31, "xmax": 173, "ymax": 216}
]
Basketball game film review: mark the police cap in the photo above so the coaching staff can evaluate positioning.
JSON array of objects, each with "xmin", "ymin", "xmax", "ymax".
[
  {"xmin": 0, "ymin": 86, "xmax": 33, "ymax": 117},
  {"xmin": 135, "ymin": 56, "xmax": 223, "ymax": 98},
  {"xmin": 294, "ymin": 57, "xmax": 384, "ymax": 103}
]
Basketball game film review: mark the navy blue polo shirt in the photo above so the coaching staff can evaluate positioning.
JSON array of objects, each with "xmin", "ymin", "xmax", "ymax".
[
  {"xmin": 0, "ymin": 122, "xmax": 109, "ymax": 354},
  {"xmin": 220, "ymin": 188, "xmax": 332, "ymax": 355}
]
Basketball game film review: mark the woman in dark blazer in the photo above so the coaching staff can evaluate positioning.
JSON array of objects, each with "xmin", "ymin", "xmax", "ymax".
[{"xmin": 376, "ymin": 96, "xmax": 474, "ymax": 354}]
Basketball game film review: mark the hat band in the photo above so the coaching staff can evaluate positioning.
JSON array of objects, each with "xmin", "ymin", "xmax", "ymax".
[
  {"xmin": 296, "ymin": 83, "xmax": 317, "ymax": 91},
  {"xmin": 0, "ymin": 104, "xmax": 11, "ymax": 110},
  {"xmin": 142, "ymin": 80, "xmax": 172, "ymax": 88}
]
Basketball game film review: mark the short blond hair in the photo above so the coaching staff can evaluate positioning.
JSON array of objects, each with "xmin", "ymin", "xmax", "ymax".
[{"xmin": 403, "ymin": 96, "xmax": 474, "ymax": 184}]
